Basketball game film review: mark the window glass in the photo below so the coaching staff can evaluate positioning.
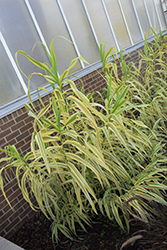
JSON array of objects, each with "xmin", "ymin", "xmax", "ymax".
[
  {"xmin": 161, "ymin": 0, "xmax": 167, "ymax": 24},
  {"xmin": 154, "ymin": 0, "xmax": 167, "ymax": 31},
  {"xmin": 121, "ymin": 0, "xmax": 142, "ymax": 43},
  {"xmin": 133, "ymin": 0, "xmax": 151, "ymax": 37},
  {"xmin": 0, "ymin": 41, "xmax": 25, "ymax": 106},
  {"xmin": 84, "ymin": 0, "xmax": 116, "ymax": 52},
  {"xmin": 29, "ymin": 0, "xmax": 81, "ymax": 73},
  {"xmin": 143, "ymin": 0, "xmax": 160, "ymax": 33},
  {"xmin": 0, "ymin": 0, "xmax": 49, "ymax": 91},
  {"xmin": 60, "ymin": 0, "xmax": 100, "ymax": 65},
  {"xmin": 104, "ymin": 0, "xmax": 131, "ymax": 49},
  {"xmin": 0, "ymin": 0, "xmax": 166, "ymax": 109}
]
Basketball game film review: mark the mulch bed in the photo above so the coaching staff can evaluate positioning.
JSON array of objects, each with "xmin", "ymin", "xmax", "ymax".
[{"xmin": 10, "ymin": 211, "xmax": 145, "ymax": 250}]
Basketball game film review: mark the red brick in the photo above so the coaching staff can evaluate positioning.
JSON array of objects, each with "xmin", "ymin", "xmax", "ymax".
[
  {"xmin": 6, "ymin": 114, "xmax": 13, "ymax": 121},
  {"xmin": 29, "ymin": 127, "xmax": 33, "ymax": 134},
  {"xmin": 3, "ymin": 178, "xmax": 17, "ymax": 193},
  {"xmin": 14, "ymin": 215, "xmax": 29, "ymax": 232},
  {"xmin": 0, "ymin": 119, "xmax": 3, "ymax": 125},
  {"xmin": 27, "ymin": 209, "xmax": 36, "ymax": 219},
  {"xmin": 10, "ymin": 197, "xmax": 19, "ymax": 208},
  {"xmin": 11, "ymin": 121, "xmax": 25, "ymax": 131},
  {"xmin": 5, "ymin": 171, "xmax": 17, "ymax": 184},
  {"xmin": 19, "ymin": 197, "xmax": 27, "ymax": 207},
  {"xmin": 0, "ymin": 219, "xmax": 10, "ymax": 232},
  {"xmin": 0, "ymin": 230, "xmax": 6, "ymax": 237},
  {"xmin": 0, "ymin": 120, "xmax": 15, "ymax": 131},
  {"xmin": 0, "ymin": 209, "xmax": 13, "ymax": 222},
  {"xmin": 8, "ymin": 211, "xmax": 19, "ymax": 223},
  {"xmin": 3, "ymin": 228, "xmax": 16, "ymax": 239},
  {"xmin": 5, "ymin": 217, "xmax": 20, "ymax": 232},
  {"xmin": 0, "ymin": 138, "xmax": 6, "ymax": 146},
  {"xmin": 17, "ymin": 109, "xmax": 23, "ymax": 115},
  {"xmin": 6, "ymin": 139, "xmax": 16, "ymax": 146},
  {"xmin": 16, "ymin": 131, "xmax": 29, "ymax": 142},
  {"xmin": 25, "ymin": 134, "xmax": 32, "ymax": 143},
  {"xmin": 3, "ymin": 187, "xmax": 13, "ymax": 200},
  {"xmin": 20, "ymin": 123, "xmax": 32, "ymax": 133},
  {"xmin": 36, "ymin": 106, "xmax": 40, "ymax": 111},
  {"xmin": 2, "ymin": 204, "xmax": 11, "ymax": 213},
  {"xmin": 22, "ymin": 106, "xmax": 27, "ymax": 113},
  {"xmin": 6, "ymin": 131, "xmax": 20, "ymax": 142},
  {"xmin": 13, "ymin": 200, "xmax": 25, "ymax": 211},
  {"xmin": 19, "ymin": 208, "xmax": 31, "ymax": 220},
  {"xmin": 0, "ymin": 210, "xmax": 4, "ymax": 217},
  {"xmin": 24, "ymin": 116, "xmax": 33, "ymax": 124},
  {"xmin": 17, "ymin": 193, "xmax": 24, "ymax": 202},
  {"xmin": 21, "ymin": 143, "xmax": 30, "ymax": 153},
  {"xmin": 0, "ymin": 151, "xmax": 5, "ymax": 161},
  {"xmin": 15, "ymin": 141, "xmax": 25, "ymax": 149},
  {"xmin": 2, "ymin": 117, "xmax": 8, "ymax": 123},
  {"xmin": 12, "ymin": 111, "xmax": 18, "ymax": 118},
  {"xmin": 7, "ymin": 188, "xmax": 21, "ymax": 203},
  {"xmin": 0, "ymin": 198, "xmax": 8, "ymax": 209},
  {"xmin": 9, "ymin": 206, "xmax": 24, "ymax": 223},
  {"xmin": 12, "ymin": 182, "xmax": 19, "ymax": 192},
  {"xmin": 15, "ymin": 113, "xmax": 27, "ymax": 123},
  {"xmin": 0, "ymin": 129, "xmax": 11, "ymax": 138},
  {"xmin": 22, "ymin": 202, "xmax": 30, "ymax": 211}
]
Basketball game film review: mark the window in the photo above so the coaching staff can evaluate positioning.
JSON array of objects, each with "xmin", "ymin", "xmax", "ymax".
[{"xmin": 0, "ymin": 0, "xmax": 166, "ymax": 116}]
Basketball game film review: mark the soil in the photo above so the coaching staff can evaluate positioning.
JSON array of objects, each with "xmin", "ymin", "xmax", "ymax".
[{"xmin": 10, "ymin": 211, "xmax": 146, "ymax": 250}]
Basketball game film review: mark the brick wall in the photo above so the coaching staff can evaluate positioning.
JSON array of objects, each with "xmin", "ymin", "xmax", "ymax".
[
  {"xmin": 0, "ymin": 44, "xmax": 143, "ymax": 239},
  {"xmin": 0, "ymin": 95, "xmax": 52, "ymax": 239}
]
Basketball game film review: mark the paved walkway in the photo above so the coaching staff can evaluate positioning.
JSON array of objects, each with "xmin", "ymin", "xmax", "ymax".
[{"xmin": 0, "ymin": 236, "xmax": 24, "ymax": 250}]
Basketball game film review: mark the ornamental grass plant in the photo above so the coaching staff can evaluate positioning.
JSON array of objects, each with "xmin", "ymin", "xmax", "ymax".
[
  {"xmin": 1, "ymin": 29, "xmax": 167, "ymax": 242},
  {"xmin": 100, "ymin": 27, "xmax": 167, "ymax": 137}
]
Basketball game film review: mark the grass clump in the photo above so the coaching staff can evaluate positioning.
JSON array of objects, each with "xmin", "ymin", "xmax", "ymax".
[{"xmin": 1, "ymin": 28, "xmax": 167, "ymax": 242}]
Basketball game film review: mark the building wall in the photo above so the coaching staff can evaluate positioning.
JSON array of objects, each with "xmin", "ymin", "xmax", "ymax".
[{"xmin": 0, "ymin": 43, "xmax": 144, "ymax": 239}]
